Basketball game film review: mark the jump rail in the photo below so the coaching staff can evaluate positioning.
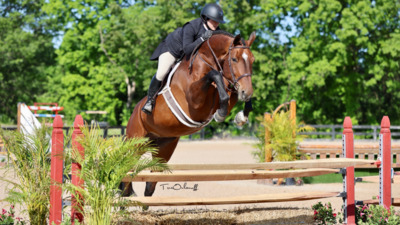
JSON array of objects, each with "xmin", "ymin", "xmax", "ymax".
[
  {"xmin": 124, "ymin": 192, "xmax": 339, "ymax": 207},
  {"xmin": 49, "ymin": 115, "xmax": 395, "ymax": 225},
  {"xmin": 298, "ymin": 144, "xmax": 400, "ymax": 168}
]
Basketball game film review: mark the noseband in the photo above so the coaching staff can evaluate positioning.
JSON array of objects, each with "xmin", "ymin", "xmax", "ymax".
[{"xmin": 189, "ymin": 37, "xmax": 252, "ymax": 92}]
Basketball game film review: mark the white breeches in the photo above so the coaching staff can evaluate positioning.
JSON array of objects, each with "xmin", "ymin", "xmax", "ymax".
[{"xmin": 155, "ymin": 52, "xmax": 177, "ymax": 81}]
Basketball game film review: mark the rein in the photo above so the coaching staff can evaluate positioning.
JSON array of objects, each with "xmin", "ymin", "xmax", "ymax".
[{"xmin": 189, "ymin": 36, "xmax": 252, "ymax": 92}]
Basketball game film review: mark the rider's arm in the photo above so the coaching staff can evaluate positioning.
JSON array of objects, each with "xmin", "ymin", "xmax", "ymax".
[{"xmin": 182, "ymin": 24, "xmax": 204, "ymax": 57}]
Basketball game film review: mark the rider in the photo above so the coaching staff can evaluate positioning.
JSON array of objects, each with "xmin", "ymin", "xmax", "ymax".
[{"xmin": 142, "ymin": 3, "xmax": 226, "ymax": 114}]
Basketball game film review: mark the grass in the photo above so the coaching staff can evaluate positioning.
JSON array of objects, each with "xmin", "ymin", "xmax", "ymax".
[{"xmin": 303, "ymin": 169, "xmax": 383, "ymax": 184}]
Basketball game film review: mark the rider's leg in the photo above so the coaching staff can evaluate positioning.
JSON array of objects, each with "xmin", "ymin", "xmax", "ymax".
[{"xmin": 142, "ymin": 52, "xmax": 176, "ymax": 114}]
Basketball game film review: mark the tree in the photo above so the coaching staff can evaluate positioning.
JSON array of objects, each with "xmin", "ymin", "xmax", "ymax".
[
  {"xmin": 261, "ymin": 0, "xmax": 400, "ymax": 124},
  {"xmin": 5, "ymin": 0, "xmax": 398, "ymax": 126},
  {"xmin": 0, "ymin": 0, "xmax": 56, "ymax": 124},
  {"xmin": 42, "ymin": 0, "xmax": 206, "ymax": 125}
]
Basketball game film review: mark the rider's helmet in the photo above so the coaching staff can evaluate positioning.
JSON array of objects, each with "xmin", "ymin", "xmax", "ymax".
[{"xmin": 200, "ymin": 3, "xmax": 226, "ymax": 24}]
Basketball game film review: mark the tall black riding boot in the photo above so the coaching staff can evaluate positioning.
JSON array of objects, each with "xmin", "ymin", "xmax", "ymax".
[{"xmin": 142, "ymin": 77, "xmax": 162, "ymax": 114}]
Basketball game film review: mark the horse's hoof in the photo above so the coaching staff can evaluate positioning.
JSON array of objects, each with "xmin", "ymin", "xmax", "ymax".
[
  {"xmin": 234, "ymin": 110, "xmax": 248, "ymax": 127},
  {"xmin": 213, "ymin": 110, "xmax": 225, "ymax": 123}
]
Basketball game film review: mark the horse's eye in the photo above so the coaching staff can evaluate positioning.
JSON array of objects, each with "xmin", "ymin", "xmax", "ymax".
[{"xmin": 232, "ymin": 58, "xmax": 238, "ymax": 62}]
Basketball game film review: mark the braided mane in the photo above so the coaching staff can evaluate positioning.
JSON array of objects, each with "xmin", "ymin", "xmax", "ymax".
[
  {"xmin": 187, "ymin": 30, "xmax": 236, "ymax": 68},
  {"xmin": 212, "ymin": 30, "xmax": 235, "ymax": 38}
]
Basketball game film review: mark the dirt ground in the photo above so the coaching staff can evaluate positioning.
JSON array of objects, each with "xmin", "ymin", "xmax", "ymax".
[{"xmin": 1, "ymin": 139, "xmax": 399, "ymax": 224}]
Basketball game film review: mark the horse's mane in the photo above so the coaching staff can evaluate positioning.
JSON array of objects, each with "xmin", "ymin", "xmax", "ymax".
[
  {"xmin": 212, "ymin": 30, "xmax": 246, "ymax": 46},
  {"xmin": 212, "ymin": 30, "xmax": 235, "ymax": 38},
  {"xmin": 186, "ymin": 30, "xmax": 235, "ymax": 66}
]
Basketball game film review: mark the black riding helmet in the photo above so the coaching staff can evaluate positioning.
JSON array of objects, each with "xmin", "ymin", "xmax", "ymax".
[{"xmin": 200, "ymin": 3, "xmax": 226, "ymax": 24}]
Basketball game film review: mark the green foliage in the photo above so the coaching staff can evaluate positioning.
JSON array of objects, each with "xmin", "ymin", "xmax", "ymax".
[
  {"xmin": 2, "ymin": 0, "xmax": 400, "ymax": 126},
  {"xmin": 312, "ymin": 202, "xmax": 337, "ymax": 225},
  {"xmin": 264, "ymin": 0, "xmax": 400, "ymax": 124},
  {"xmin": 253, "ymin": 110, "xmax": 314, "ymax": 162},
  {"xmin": 0, "ymin": 125, "xmax": 51, "ymax": 225},
  {"xmin": 51, "ymin": 214, "xmax": 82, "ymax": 225},
  {"xmin": 0, "ymin": 0, "xmax": 56, "ymax": 124},
  {"xmin": 40, "ymin": 0, "xmax": 204, "ymax": 125},
  {"xmin": 0, "ymin": 205, "xmax": 25, "ymax": 225},
  {"xmin": 357, "ymin": 205, "xmax": 400, "ymax": 225},
  {"xmin": 62, "ymin": 125, "xmax": 168, "ymax": 225}
]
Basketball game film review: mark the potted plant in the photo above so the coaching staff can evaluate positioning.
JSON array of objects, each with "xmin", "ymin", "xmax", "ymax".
[{"xmin": 253, "ymin": 110, "xmax": 314, "ymax": 185}]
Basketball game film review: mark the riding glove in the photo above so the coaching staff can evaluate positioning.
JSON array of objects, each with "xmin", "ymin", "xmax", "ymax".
[{"xmin": 201, "ymin": 30, "xmax": 213, "ymax": 41}]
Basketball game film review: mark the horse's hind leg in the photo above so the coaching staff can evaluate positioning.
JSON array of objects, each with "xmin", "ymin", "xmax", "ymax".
[
  {"xmin": 145, "ymin": 137, "xmax": 180, "ymax": 196},
  {"xmin": 119, "ymin": 182, "xmax": 136, "ymax": 197}
]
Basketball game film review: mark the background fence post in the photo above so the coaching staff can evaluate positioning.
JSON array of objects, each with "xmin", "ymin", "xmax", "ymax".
[
  {"xmin": 379, "ymin": 116, "xmax": 392, "ymax": 209},
  {"xmin": 71, "ymin": 115, "xmax": 84, "ymax": 224},
  {"xmin": 343, "ymin": 117, "xmax": 355, "ymax": 225},
  {"xmin": 264, "ymin": 112, "xmax": 272, "ymax": 162},
  {"xmin": 290, "ymin": 100, "xmax": 296, "ymax": 138},
  {"xmin": 50, "ymin": 116, "xmax": 64, "ymax": 225}
]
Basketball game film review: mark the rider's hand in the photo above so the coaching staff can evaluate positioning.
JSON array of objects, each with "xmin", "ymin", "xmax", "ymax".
[{"xmin": 200, "ymin": 30, "xmax": 213, "ymax": 41}]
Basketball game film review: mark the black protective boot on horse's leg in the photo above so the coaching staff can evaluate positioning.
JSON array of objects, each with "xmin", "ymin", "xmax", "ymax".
[{"xmin": 142, "ymin": 76, "xmax": 162, "ymax": 114}]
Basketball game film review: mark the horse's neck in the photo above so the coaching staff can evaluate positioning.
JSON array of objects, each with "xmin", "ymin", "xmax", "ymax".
[
  {"xmin": 205, "ymin": 35, "xmax": 231, "ymax": 58},
  {"xmin": 168, "ymin": 35, "xmax": 233, "ymax": 120}
]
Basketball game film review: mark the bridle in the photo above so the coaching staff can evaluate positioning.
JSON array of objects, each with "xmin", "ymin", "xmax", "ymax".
[{"xmin": 189, "ymin": 36, "xmax": 252, "ymax": 92}]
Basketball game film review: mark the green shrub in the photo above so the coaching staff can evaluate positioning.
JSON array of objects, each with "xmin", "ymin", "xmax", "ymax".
[
  {"xmin": 357, "ymin": 205, "xmax": 400, "ymax": 225},
  {"xmin": 0, "ymin": 125, "xmax": 51, "ymax": 225},
  {"xmin": 0, "ymin": 205, "xmax": 25, "ymax": 225},
  {"xmin": 62, "ymin": 125, "xmax": 168, "ymax": 225},
  {"xmin": 312, "ymin": 202, "xmax": 337, "ymax": 225},
  {"xmin": 253, "ymin": 110, "xmax": 314, "ymax": 162}
]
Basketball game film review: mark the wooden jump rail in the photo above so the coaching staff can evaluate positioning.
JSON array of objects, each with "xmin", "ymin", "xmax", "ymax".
[
  {"xmin": 298, "ymin": 143, "xmax": 400, "ymax": 168},
  {"xmin": 127, "ymin": 168, "xmax": 340, "ymax": 182},
  {"xmin": 124, "ymin": 192, "xmax": 340, "ymax": 207},
  {"xmin": 48, "ymin": 115, "xmax": 397, "ymax": 225}
]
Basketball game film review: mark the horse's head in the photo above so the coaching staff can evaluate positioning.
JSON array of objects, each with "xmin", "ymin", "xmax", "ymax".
[
  {"xmin": 221, "ymin": 32, "xmax": 256, "ymax": 102},
  {"xmin": 191, "ymin": 31, "xmax": 256, "ymax": 102}
]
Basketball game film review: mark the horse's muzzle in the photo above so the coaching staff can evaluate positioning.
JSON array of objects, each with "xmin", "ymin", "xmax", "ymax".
[{"xmin": 238, "ymin": 88, "xmax": 252, "ymax": 102}]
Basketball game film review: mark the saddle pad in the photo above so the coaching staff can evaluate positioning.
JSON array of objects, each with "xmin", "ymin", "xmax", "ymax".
[{"xmin": 158, "ymin": 62, "xmax": 212, "ymax": 128}]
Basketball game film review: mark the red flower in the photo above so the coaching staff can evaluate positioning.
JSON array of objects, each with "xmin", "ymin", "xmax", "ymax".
[
  {"xmin": 333, "ymin": 213, "xmax": 337, "ymax": 217},
  {"xmin": 2, "ymin": 209, "xmax": 6, "ymax": 214},
  {"xmin": 314, "ymin": 210, "xmax": 318, "ymax": 215}
]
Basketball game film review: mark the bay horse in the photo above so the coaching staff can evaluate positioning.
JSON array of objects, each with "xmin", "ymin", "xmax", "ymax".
[{"xmin": 124, "ymin": 30, "xmax": 256, "ymax": 197}]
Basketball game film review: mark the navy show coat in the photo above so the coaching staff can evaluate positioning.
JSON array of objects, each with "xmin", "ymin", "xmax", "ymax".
[{"xmin": 150, "ymin": 18, "xmax": 218, "ymax": 61}]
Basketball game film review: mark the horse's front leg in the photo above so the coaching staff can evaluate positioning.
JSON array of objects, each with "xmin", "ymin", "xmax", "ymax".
[
  {"xmin": 234, "ymin": 99, "xmax": 253, "ymax": 127},
  {"xmin": 208, "ymin": 70, "xmax": 230, "ymax": 122}
]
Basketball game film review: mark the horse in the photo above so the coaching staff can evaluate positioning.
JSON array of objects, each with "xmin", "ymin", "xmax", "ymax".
[{"xmin": 124, "ymin": 30, "xmax": 256, "ymax": 197}]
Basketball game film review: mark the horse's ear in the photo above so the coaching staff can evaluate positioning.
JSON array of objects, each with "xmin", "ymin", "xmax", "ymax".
[
  {"xmin": 233, "ymin": 34, "xmax": 242, "ymax": 46},
  {"xmin": 246, "ymin": 31, "xmax": 256, "ymax": 46}
]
